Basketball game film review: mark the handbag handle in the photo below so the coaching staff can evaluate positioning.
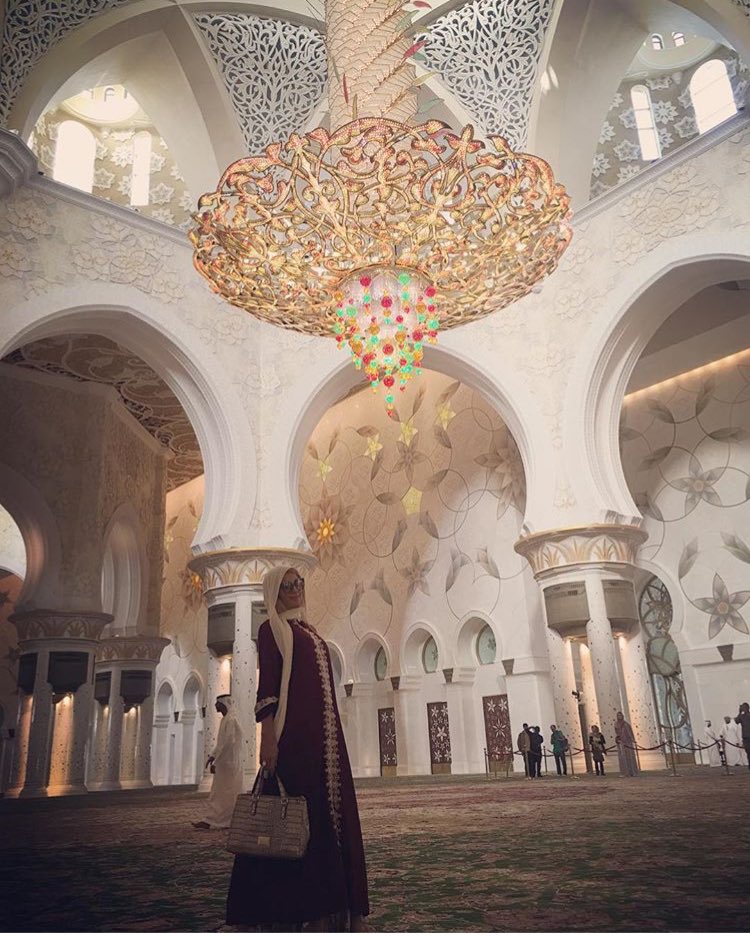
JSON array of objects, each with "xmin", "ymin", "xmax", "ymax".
[{"xmin": 251, "ymin": 766, "xmax": 289, "ymax": 800}]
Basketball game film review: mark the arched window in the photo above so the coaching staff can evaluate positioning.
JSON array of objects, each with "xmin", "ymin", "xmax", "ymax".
[
  {"xmin": 374, "ymin": 646, "xmax": 387, "ymax": 681},
  {"xmin": 630, "ymin": 85, "xmax": 661, "ymax": 161},
  {"xmin": 422, "ymin": 636, "xmax": 438, "ymax": 674},
  {"xmin": 475, "ymin": 624, "xmax": 497, "ymax": 665},
  {"xmin": 53, "ymin": 120, "xmax": 95, "ymax": 192},
  {"xmin": 650, "ymin": 34, "xmax": 664, "ymax": 51},
  {"xmin": 130, "ymin": 131, "xmax": 152, "ymax": 207},
  {"xmin": 672, "ymin": 31, "xmax": 686, "ymax": 47},
  {"xmin": 690, "ymin": 59, "xmax": 737, "ymax": 133}
]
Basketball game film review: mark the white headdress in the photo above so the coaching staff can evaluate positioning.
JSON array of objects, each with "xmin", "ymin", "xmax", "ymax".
[{"xmin": 262, "ymin": 566, "xmax": 304, "ymax": 739}]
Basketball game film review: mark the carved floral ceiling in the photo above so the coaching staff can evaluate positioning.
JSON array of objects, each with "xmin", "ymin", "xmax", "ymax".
[
  {"xmin": 1, "ymin": 1, "xmax": 555, "ymax": 151},
  {"xmin": 3, "ymin": 335, "xmax": 203, "ymax": 490}
]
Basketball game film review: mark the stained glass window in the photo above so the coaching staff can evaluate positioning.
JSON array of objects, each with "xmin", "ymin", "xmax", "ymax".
[{"xmin": 638, "ymin": 575, "xmax": 694, "ymax": 750}]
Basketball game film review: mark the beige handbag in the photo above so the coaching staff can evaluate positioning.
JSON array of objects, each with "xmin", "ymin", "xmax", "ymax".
[{"xmin": 226, "ymin": 769, "xmax": 310, "ymax": 859}]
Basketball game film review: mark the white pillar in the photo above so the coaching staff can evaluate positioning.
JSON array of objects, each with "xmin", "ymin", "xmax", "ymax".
[
  {"xmin": 134, "ymin": 694, "xmax": 155, "ymax": 787},
  {"xmin": 618, "ymin": 628, "xmax": 661, "ymax": 768},
  {"xmin": 577, "ymin": 641, "xmax": 600, "ymax": 731},
  {"xmin": 343, "ymin": 684, "xmax": 379, "ymax": 778},
  {"xmin": 543, "ymin": 629, "xmax": 582, "ymax": 769},
  {"xmin": 393, "ymin": 676, "xmax": 431, "ymax": 776},
  {"xmin": 6, "ymin": 693, "xmax": 33, "ymax": 797},
  {"xmin": 19, "ymin": 648, "xmax": 53, "ymax": 797},
  {"xmin": 232, "ymin": 590, "xmax": 259, "ymax": 792},
  {"xmin": 445, "ymin": 668, "xmax": 483, "ymax": 774},
  {"xmin": 584, "ymin": 573, "xmax": 625, "ymax": 741},
  {"xmin": 100, "ymin": 666, "xmax": 124, "ymax": 791}
]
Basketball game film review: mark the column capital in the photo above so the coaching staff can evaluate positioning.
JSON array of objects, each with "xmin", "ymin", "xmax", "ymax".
[
  {"xmin": 95, "ymin": 636, "xmax": 170, "ymax": 665},
  {"xmin": 10, "ymin": 609, "xmax": 112, "ymax": 645},
  {"xmin": 0, "ymin": 128, "xmax": 37, "ymax": 198},
  {"xmin": 514, "ymin": 524, "xmax": 648, "ymax": 579},
  {"xmin": 188, "ymin": 547, "xmax": 317, "ymax": 598}
]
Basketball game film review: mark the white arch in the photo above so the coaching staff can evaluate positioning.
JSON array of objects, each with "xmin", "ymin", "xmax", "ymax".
[
  {"xmin": 566, "ymin": 230, "xmax": 750, "ymax": 520},
  {"xmin": 0, "ymin": 286, "xmax": 257, "ymax": 551},
  {"xmin": 101, "ymin": 502, "xmax": 148, "ymax": 637},
  {"xmin": 155, "ymin": 678, "xmax": 176, "ymax": 717},
  {"xmin": 456, "ymin": 611, "xmax": 499, "ymax": 668},
  {"xmin": 0, "ymin": 462, "xmax": 63, "ymax": 609},
  {"xmin": 400, "ymin": 620, "xmax": 448, "ymax": 676},
  {"xmin": 282, "ymin": 338, "xmax": 551, "ymax": 545},
  {"xmin": 325, "ymin": 640, "xmax": 346, "ymax": 686},
  {"xmin": 181, "ymin": 671, "xmax": 204, "ymax": 710},
  {"xmin": 354, "ymin": 632, "xmax": 389, "ymax": 684}
]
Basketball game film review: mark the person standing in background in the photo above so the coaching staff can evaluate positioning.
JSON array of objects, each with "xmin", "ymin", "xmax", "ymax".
[
  {"xmin": 517, "ymin": 722, "xmax": 532, "ymax": 777},
  {"xmin": 528, "ymin": 726, "xmax": 543, "ymax": 778},
  {"xmin": 192, "ymin": 695, "xmax": 244, "ymax": 830},
  {"xmin": 614, "ymin": 711, "xmax": 639, "ymax": 777},
  {"xmin": 735, "ymin": 702, "xmax": 750, "ymax": 770},
  {"xmin": 589, "ymin": 725, "xmax": 606, "ymax": 776},
  {"xmin": 550, "ymin": 724, "xmax": 568, "ymax": 776},
  {"xmin": 723, "ymin": 715, "xmax": 745, "ymax": 766}
]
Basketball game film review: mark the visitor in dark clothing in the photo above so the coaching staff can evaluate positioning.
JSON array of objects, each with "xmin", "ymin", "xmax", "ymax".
[
  {"xmin": 735, "ymin": 702, "xmax": 750, "ymax": 770},
  {"xmin": 528, "ymin": 726, "xmax": 544, "ymax": 778}
]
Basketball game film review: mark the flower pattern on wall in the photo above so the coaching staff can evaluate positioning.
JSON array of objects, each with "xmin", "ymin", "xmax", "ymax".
[
  {"xmin": 300, "ymin": 374, "xmax": 527, "ymax": 663},
  {"xmin": 621, "ymin": 350, "xmax": 750, "ymax": 644},
  {"xmin": 591, "ymin": 46, "xmax": 749, "ymax": 198}
]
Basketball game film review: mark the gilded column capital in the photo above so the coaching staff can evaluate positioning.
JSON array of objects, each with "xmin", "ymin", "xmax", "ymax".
[
  {"xmin": 514, "ymin": 524, "xmax": 648, "ymax": 579},
  {"xmin": 188, "ymin": 547, "xmax": 318, "ymax": 597},
  {"xmin": 10, "ymin": 609, "xmax": 112, "ymax": 644},
  {"xmin": 96, "ymin": 636, "xmax": 170, "ymax": 665}
]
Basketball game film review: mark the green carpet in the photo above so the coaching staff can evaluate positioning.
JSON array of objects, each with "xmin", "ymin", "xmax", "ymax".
[{"xmin": 1, "ymin": 768, "xmax": 749, "ymax": 931}]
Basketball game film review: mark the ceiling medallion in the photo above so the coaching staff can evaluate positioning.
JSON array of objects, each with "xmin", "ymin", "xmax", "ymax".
[{"xmin": 190, "ymin": 18, "xmax": 572, "ymax": 412}]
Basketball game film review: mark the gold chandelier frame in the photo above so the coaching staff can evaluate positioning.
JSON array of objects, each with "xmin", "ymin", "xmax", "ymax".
[{"xmin": 190, "ymin": 117, "xmax": 572, "ymax": 338}]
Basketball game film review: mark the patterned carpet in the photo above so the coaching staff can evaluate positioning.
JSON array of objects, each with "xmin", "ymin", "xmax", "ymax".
[{"xmin": 1, "ymin": 768, "xmax": 749, "ymax": 932}]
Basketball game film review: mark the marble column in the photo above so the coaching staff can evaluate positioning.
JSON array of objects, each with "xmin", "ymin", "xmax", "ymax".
[
  {"xmin": 200, "ymin": 652, "xmax": 231, "ymax": 791},
  {"xmin": 6, "ymin": 693, "xmax": 33, "ymax": 796},
  {"xmin": 7, "ymin": 611, "xmax": 111, "ymax": 798},
  {"xmin": 134, "ymin": 693, "xmax": 155, "ymax": 787},
  {"xmin": 618, "ymin": 628, "xmax": 661, "ymax": 767},
  {"xmin": 577, "ymin": 641, "xmax": 600, "ymax": 730},
  {"xmin": 543, "ymin": 627, "xmax": 581, "ymax": 754},
  {"xmin": 189, "ymin": 547, "xmax": 318, "ymax": 793},
  {"xmin": 95, "ymin": 637, "xmax": 168, "ymax": 791},
  {"xmin": 584, "ymin": 572, "xmax": 625, "ymax": 741},
  {"xmin": 99, "ymin": 665, "xmax": 124, "ymax": 791},
  {"xmin": 342, "ymin": 683, "xmax": 380, "ymax": 778},
  {"xmin": 515, "ymin": 523, "xmax": 649, "ymax": 774},
  {"xmin": 444, "ymin": 667, "xmax": 482, "ymax": 774},
  {"xmin": 392, "ymin": 675, "xmax": 431, "ymax": 776}
]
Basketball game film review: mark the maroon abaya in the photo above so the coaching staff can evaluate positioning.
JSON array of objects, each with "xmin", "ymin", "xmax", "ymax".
[{"xmin": 226, "ymin": 618, "xmax": 369, "ymax": 927}]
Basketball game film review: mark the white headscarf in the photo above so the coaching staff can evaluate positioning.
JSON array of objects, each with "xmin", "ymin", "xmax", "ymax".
[{"xmin": 262, "ymin": 566, "xmax": 305, "ymax": 739}]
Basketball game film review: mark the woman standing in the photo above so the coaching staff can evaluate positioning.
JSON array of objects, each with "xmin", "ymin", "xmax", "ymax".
[
  {"xmin": 589, "ymin": 725, "xmax": 606, "ymax": 776},
  {"xmin": 226, "ymin": 566, "xmax": 369, "ymax": 931},
  {"xmin": 614, "ymin": 711, "xmax": 639, "ymax": 777}
]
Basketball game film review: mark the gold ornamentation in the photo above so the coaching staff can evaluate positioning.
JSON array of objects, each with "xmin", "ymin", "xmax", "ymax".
[
  {"xmin": 190, "ymin": 118, "xmax": 571, "ymax": 339},
  {"xmin": 10, "ymin": 610, "xmax": 112, "ymax": 642},
  {"xmin": 309, "ymin": 628, "xmax": 343, "ymax": 846},
  {"xmin": 96, "ymin": 636, "xmax": 169, "ymax": 664},
  {"xmin": 189, "ymin": 547, "xmax": 318, "ymax": 593},
  {"xmin": 316, "ymin": 518, "xmax": 336, "ymax": 544},
  {"xmin": 514, "ymin": 524, "xmax": 649, "ymax": 577}
]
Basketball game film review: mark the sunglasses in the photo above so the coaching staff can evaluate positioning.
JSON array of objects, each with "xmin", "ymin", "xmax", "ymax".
[{"xmin": 280, "ymin": 577, "xmax": 305, "ymax": 592}]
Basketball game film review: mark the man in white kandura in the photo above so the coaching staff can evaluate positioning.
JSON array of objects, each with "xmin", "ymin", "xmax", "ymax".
[
  {"xmin": 703, "ymin": 720, "xmax": 723, "ymax": 767},
  {"xmin": 723, "ymin": 714, "xmax": 745, "ymax": 767},
  {"xmin": 192, "ymin": 694, "xmax": 244, "ymax": 830}
]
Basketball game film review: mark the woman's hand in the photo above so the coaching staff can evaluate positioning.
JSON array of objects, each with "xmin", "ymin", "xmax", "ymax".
[{"xmin": 259, "ymin": 718, "xmax": 278, "ymax": 774}]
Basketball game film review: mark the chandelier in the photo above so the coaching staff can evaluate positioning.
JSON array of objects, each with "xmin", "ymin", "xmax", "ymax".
[{"xmin": 190, "ymin": 3, "xmax": 572, "ymax": 412}]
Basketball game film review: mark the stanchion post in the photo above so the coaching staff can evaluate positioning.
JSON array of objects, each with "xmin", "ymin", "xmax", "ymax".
[
  {"xmin": 542, "ymin": 745, "xmax": 548, "ymax": 775},
  {"xmin": 697, "ymin": 741, "xmax": 703, "ymax": 766},
  {"xmin": 669, "ymin": 736, "xmax": 678, "ymax": 777},
  {"xmin": 569, "ymin": 747, "xmax": 575, "ymax": 777},
  {"xmin": 484, "ymin": 747, "xmax": 488, "ymax": 778}
]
